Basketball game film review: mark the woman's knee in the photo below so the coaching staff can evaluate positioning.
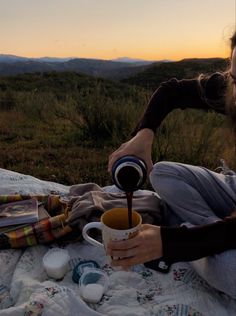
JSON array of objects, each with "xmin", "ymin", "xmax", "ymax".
[
  {"xmin": 150, "ymin": 161, "xmax": 180, "ymax": 180},
  {"xmin": 150, "ymin": 161, "xmax": 183, "ymax": 192}
]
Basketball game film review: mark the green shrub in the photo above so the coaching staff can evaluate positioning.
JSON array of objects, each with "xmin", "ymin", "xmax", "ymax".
[
  {"xmin": 152, "ymin": 109, "xmax": 229, "ymax": 169},
  {"xmin": 76, "ymin": 83, "xmax": 147, "ymax": 144}
]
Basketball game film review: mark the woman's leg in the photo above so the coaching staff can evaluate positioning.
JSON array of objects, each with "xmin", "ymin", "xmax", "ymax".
[
  {"xmin": 190, "ymin": 251, "xmax": 236, "ymax": 298},
  {"xmin": 149, "ymin": 161, "xmax": 236, "ymax": 298},
  {"xmin": 150, "ymin": 161, "xmax": 236, "ymax": 225}
]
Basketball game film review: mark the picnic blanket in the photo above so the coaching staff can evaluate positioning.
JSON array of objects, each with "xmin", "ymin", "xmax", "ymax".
[{"xmin": 0, "ymin": 168, "xmax": 235, "ymax": 315}]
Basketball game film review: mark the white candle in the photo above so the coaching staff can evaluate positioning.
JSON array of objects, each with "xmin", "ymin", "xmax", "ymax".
[
  {"xmin": 82, "ymin": 283, "xmax": 104, "ymax": 303},
  {"xmin": 43, "ymin": 249, "xmax": 70, "ymax": 280}
]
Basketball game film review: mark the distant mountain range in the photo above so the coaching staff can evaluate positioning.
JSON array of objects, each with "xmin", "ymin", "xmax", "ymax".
[
  {"xmin": 0, "ymin": 54, "xmax": 157, "ymax": 64},
  {"xmin": 111, "ymin": 57, "xmax": 157, "ymax": 65},
  {"xmin": 0, "ymin": 54, "xmax": 228, "ymax": 84},
  {"xmin": 0, "ymin": 54, "xmax": 159, "ymax": 79},
  {"xmin": 112, "ymin": 56, "xmax": 172, "ymax": 65},
  {"xmin": 0, "ymin": 54, "xmax": 75, "ymax": 63}
]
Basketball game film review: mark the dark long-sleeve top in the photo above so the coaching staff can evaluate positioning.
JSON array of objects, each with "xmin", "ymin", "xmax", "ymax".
[
  {"xmin": 161, "ymin": 216, "xmax": 236, "ymax": 264},
  {"xmin": 133, "ymin": 72, "xmax": 236, "ymax": 266},
  {"xmin": 132, "ymin": 72, "xmax": 227, "ymax": 135}
]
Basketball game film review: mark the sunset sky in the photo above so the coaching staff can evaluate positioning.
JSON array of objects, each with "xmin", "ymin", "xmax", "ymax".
[{"xmin": 0, "ymin": 0, "xmax": 235, "ymax": 61}]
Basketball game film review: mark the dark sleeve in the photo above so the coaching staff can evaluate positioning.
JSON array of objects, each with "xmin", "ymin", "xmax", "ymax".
[
  {"xmin": 132, "ymin": 72, "xmax": 227, "ymax": 135},
  {"xmin": 161, "ymin": 216, "xmax": 236, "ymax": 263}
]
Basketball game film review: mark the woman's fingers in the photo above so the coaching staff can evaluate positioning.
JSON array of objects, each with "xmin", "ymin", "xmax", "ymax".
[
  {"xmin": 109, "ymin": 246, "xmax": 139, "ymax": 260},
  {"xmin": 108, "ymin": 237, "xmax": 140, "ymax": 251},
  {"xmin": 108, "ymin": 147, "xmax": 126, "ymax": 171},
  {"xmin": 107, "ymin": 224, "xmax": 163, "ymax": 268},
  {"xmin": 110, "ymin": 250, "xmax": 153, "ymax": 268}
]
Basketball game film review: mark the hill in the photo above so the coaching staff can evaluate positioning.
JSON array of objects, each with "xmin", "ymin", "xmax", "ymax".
[{"xmin": 122, "ymin": 58, "xmax": 229, "ymax": 89}]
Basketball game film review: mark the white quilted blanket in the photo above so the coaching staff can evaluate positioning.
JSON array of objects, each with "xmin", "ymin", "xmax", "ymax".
[{"xmin": 0, "ymin": 168, "xmax": 235, "ymax": 316}]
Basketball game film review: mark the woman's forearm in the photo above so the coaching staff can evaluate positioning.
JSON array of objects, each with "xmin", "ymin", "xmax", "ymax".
[{"xmin": 161, "ymin": 216, "xmax": 236, "ymax": 263}]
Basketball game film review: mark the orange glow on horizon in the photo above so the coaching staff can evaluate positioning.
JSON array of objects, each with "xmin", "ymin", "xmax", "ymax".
[{"xmin": 0, "ymin": 43, "xmax": 230, "ymax": 62}]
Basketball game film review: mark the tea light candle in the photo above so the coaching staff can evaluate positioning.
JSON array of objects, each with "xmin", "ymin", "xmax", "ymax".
[
  {"xmin": 43, "ymin": 248, "xmax": 70, "ymax": 280},
  {"xmin": 82, "ymin": 283, "xmax": 104, "ymax": 303}
]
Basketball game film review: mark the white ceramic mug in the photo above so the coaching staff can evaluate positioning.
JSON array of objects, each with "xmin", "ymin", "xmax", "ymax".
[{"xmin": 82, "ymin": 208, "xmax": 142, "ymax": 258}]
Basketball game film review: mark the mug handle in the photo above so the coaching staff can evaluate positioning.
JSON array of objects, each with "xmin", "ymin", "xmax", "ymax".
[{"xmin": 82, "ymin": 222, "xmax": 104, "ymax": 248}]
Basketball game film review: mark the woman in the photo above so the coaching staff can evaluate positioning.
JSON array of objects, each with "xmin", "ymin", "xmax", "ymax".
[{"xmin": 107, "ymin": 31, "xmax": 236, "ymax": 298}]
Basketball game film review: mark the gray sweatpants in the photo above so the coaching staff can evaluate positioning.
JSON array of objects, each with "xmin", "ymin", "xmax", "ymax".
[{"xmin": 150, "ymin": 161, "xmax": 236, "ymax": 298}]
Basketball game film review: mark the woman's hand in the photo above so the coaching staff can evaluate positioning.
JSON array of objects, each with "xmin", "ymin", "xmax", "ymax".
[
  {"xmin": 107, "ymin": 224, "xmax": 163, "ymax": 268},
  {"xmin": 108, "ymin": 128, "xmax": 154, "ymax": 175}
]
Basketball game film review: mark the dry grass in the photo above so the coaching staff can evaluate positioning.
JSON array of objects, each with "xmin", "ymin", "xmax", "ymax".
[{"xmin": 0, "ymin": 75, "xmax": 235, "ymax": 187}]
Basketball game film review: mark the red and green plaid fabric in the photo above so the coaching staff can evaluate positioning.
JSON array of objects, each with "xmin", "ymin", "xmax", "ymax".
[
  {"xmin": 0, "ymin": 194, "xmax": 72, "ymax": 249},
  {"xmin": 7, "ymin": 214, "xmax": 72, "ymax": 248}
]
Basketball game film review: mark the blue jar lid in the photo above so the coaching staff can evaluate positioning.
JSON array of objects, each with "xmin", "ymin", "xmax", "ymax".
[{"xmin": 72, "ymin": 260, "xmax": 100, "ymax": 284}]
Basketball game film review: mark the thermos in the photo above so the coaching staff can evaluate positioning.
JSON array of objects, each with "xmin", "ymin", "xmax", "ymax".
[{"xmin": 111, "ymin": 155, "xmax": 147, "ymax": 192}]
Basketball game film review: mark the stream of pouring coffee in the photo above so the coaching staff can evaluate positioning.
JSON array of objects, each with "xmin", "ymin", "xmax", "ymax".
[{"xmin": 126, "ymin": 191, "xmax": 133, "ymax": 229}]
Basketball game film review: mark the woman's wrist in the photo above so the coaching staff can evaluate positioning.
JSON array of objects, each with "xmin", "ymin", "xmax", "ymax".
[{"xmin": 136, "ymin": 128, "xmax": 154, "ymax": 144}]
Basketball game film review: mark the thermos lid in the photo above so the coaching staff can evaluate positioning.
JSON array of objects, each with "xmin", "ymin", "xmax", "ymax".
[{"xmin": 112, "ymin": 155, "xmax": 147, "ymax": 191}]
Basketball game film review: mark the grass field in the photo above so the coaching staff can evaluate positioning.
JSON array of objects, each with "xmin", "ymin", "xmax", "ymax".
[{"xmin": 0, "ymin": 71, "xmax": 234, "ymax": 189}]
